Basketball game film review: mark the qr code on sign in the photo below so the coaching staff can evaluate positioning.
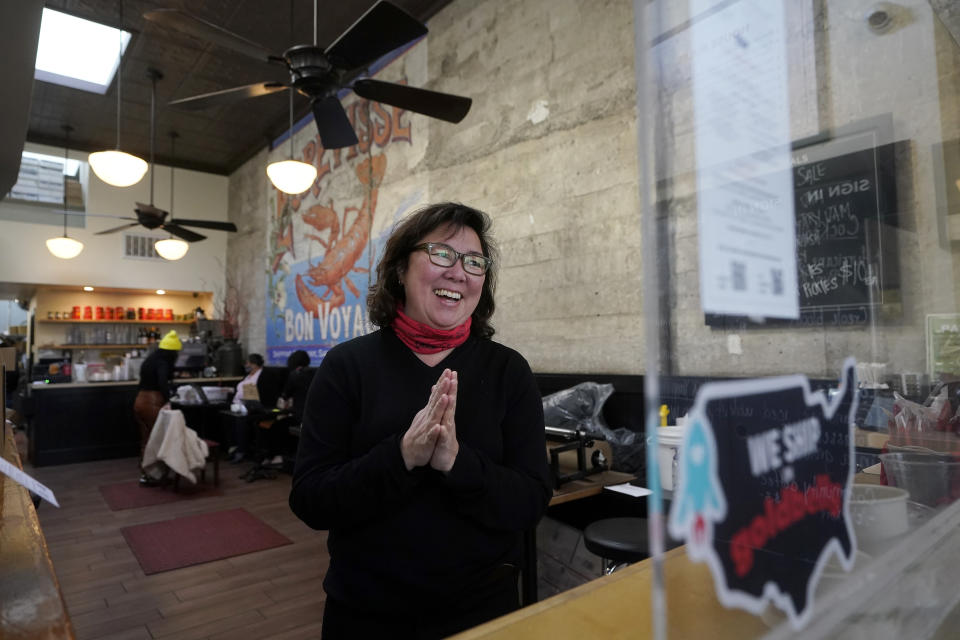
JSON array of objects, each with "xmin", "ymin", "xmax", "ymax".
[
  {"xmin": 732, "ymin": 261, "xmax": 746, "ymax": 291},
  {"xmin": 771, "ymin": 268, "xmax": 783, "ymax": 295}
]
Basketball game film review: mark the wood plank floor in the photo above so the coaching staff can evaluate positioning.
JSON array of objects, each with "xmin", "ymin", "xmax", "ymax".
[{"xmin": 29, "ymin": 457, "xmax": 329, "ymax": 640}]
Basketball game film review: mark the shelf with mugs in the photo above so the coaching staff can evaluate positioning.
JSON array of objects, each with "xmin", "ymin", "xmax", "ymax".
[{"xmin": 36, "ymin": 319, "xmax": 196, "ymax": 324}]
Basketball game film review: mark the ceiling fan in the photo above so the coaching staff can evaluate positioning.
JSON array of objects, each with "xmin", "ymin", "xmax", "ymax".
[
  {"xmin": 144, "ymin": 0, "xmax": 472, "ymax": 150},
  {"xmin": 94, "ymin": 69, "xmax": 238, "ymax": 243}
]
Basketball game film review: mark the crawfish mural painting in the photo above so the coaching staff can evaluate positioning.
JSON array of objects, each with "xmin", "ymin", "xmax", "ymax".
[
  {"xmin": 294, "ymin": 154, "xmax": 385, "ymax": 314},
  {"xmin": 266, "ymin": 98, "xmax": 413, "ymax": 365}
]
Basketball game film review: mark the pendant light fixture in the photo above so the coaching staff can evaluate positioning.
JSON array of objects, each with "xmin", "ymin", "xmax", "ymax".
[
  {"xmin": 47, "ymin": 124, "xmax": 84, "ymax": 259},
  {"xmin": 265, "ymin": 94, "xmax": 318, "ymax": 193},
  {"xmin": 266, "ymin": 0, "xmax": 317, "ymax": 194},
  {"xmin": 154, "ymin": 131, "xmax": 189, "ymax": 261},
  {"xmin": 88, "ymin": 0, "xmax": 147, "ymax": 187}
]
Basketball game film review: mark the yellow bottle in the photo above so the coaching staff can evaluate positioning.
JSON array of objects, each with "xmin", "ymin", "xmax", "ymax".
[{"xmin": 659, "ymin": 404, "xmax": 670, "ymax": 427}]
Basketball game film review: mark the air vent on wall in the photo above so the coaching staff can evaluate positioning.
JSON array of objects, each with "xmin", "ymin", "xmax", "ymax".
[{"xmin": 123, "ymin": 233, "xmax": 165, "ymax": 260}]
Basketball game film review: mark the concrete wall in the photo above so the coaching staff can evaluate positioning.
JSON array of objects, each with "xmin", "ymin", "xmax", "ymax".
[
  {"xmin": 227, "ymin": 0, "xmax": 960, "ymax": 380},
  {"xmin": 228, "ymin": 0, "xmax": 643, "ymax": 373},
  {"xmin": 226, "ymin": 147, "xmax": 269, "ymax": 358}
]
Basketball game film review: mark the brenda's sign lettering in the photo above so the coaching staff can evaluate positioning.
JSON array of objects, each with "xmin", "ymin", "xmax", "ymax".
[
  {"xmin": 729, "ymin": 475, "xmax": 843, "ymax": 578},
  {"xmin": 746, "ymin": 416, "xmax": 821, "ymax": 475},
  {"xmin": 668, "ymin": 359, "xmax": 859, "ymax": 629}
]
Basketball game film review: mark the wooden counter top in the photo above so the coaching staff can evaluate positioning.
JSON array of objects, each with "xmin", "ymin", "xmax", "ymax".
[
  {"xmin": 31, "ymin": 380, "xmax": 137, "ymax": 390},
  {"xmin": 452, "ymin": 546, "xmax": 768, "ymax": 639},
  {"xmin": 0, "ymin": 426, "xmax": 74, "ymax": 639},
  {"xmin": 853, "ymin": 427, "xmax": 889, "ymax": 450},
  {"xmin": 30, "ymin": 376, "xmax": 242, "ymax": 390}
]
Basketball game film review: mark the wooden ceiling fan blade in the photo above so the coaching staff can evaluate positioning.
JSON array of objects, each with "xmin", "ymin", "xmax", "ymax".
[
  {"xmin": 325, "ymin": 1, "xmax": 427, "ymax": 71},
  {"xmin": 162, "ymin": 224, "xmax": 206, "ymax": 243},
  {"xmin": 311, "ymin": 97, "xmax": 359, "ymax": 149},
  {"xmin": 169, "ymin": 218, "xmax": 238, "ymax": 232},
  {"xmin": 169, "ymin": 82, "xmax": 288, "ymax": 111},
  {"xmin": 144, "ymin": 9, "xmax": 280, "ymax": 63},
  {"xmin": 46, "ymin": 209, "xmax": 134, "ymax": 221},
  {"xmin": 94, "ymin": 222, "xmax": 140, "ymax": 236},
  {"xmin": 353, "ymin": 79, "xmax": 472, "ymax": 123}
]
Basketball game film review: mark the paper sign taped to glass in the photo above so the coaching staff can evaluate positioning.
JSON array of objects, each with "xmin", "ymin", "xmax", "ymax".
[{"xmin": 667, "ymin": 358, "xmax": 859, "ymax": 629}]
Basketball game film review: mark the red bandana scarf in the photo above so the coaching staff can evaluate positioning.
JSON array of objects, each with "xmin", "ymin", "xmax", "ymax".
[{"xmin": 391, "ymin": 305, "xmax": 472, "ymax": 354}]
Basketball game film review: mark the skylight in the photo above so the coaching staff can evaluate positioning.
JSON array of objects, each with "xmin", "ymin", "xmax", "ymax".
[
  {"xmin": 34, "ymin": 8, "xmax": 131, "ymax": 94},
  {"xmin": 22, "ymin": 151, "xmax": 81, "ymax": 178},
  {"xmin": 9, "ymin": 151, "xmax": 83, "ymax": 207}
]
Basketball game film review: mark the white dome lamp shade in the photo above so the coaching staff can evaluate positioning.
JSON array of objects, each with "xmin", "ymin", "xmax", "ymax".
[
  {"xmin": 47, "ymin": 124, "xmax": 84, "ymax": 259},
  {"xmin": 46, "ymin": 236, "xmax": 85, "ymax": 259},
  {"xmin": 267, "ymin": 159, "xmax": 317, "ymax": 194},
  {"xmin": 88, "ymin": 150, "xmax": 148, "ymax": 187},
  {"xmin": 88, "ymin": 1, "xmax": 147, "ymax": 188},
  {"xmin": 155, "ymin": 237, "xmax": 189, "ymax": 260},
  {"xmin": 267, "ymin": 90, "xmax": 317, "ymax": 194}
]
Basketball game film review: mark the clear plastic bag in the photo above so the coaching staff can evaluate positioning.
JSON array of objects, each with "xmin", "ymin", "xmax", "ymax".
[
  {"xmin": 890, "ymin": 386, "xmax": 952, "ymax": 440},
  {"xmin": 541, "ymin": 382, "xmax": 645, "ymax": 473},
  {"xmin": 542, "ymin": 382, "xmax": 613, "ymax": 434}
]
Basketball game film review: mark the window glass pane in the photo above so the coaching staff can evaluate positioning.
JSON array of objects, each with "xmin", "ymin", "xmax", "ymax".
[{"xmin": 637, "ymin": 1, "xmax": 960, "ymax": 637}]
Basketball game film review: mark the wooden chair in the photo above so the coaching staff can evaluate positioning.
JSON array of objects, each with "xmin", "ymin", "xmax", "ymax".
[{"xmin": 172, "ymin": 439, "xmax": 220, "ymax": 491}]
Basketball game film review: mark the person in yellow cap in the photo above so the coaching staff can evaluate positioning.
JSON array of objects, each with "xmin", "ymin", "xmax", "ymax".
[{"xmin": 133, "ymin": 330, "xmax": 182, "ymax": 485}]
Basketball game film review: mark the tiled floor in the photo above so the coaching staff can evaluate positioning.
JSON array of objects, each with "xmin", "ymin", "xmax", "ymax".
[{"xmin": 30, "ymin": 457, "xmax": 329, "ymax": 640}]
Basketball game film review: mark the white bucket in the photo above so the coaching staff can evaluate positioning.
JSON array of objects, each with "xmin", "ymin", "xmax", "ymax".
[
  {"xmin": 657, "ymin": 425, "xmax": 686, "ymax": 491},
  {"xmin": 849, "ymin": 484, "xmax": 909, "ymax": 543}
]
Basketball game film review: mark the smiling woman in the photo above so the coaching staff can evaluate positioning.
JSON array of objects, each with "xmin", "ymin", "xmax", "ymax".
[
  {"xmin": 368, "ymin": 202, "xmax": 500, "ymax": 340},
  {"xmin": 289, "ymin": 202, "xmax": 552, "ymax": 640}
]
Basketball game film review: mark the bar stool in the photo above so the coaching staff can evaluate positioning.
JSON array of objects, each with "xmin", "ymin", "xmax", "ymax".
[{"xmin": 583, "ymin": 517, "xmax": 682, "ymax": 575}]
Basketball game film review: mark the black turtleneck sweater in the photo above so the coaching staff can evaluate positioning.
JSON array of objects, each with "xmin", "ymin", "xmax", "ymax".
[{"xmin": 289, "ymin": 328, "xmax": 551, "ymax": 615}]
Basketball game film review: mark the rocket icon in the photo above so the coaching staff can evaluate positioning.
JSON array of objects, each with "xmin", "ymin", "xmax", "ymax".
[{"xmin": 668, "ymin": 416, "xmax": 727, "ymax": 557}]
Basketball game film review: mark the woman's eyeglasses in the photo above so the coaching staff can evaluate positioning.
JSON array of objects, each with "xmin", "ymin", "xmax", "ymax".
[{"xmin": 412, "ymin": 242, "xmax": 492, "ymax": 275}]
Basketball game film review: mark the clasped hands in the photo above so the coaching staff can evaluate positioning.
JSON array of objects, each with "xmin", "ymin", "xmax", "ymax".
[{"xmin": 401, "ymin": 368, "xmax": 459, "ymax": 473}]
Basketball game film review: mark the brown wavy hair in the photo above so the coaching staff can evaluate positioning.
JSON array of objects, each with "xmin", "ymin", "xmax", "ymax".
[{"xmin": 367, "ymin": 202, "xmax": 498, "ymax": 339}]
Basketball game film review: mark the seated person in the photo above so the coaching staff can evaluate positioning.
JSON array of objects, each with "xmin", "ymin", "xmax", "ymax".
[
  {"xmin": 259, "ymin": 350, "xmax": 315, "ymax": 467},
  {"xmin": 233, "ymin": 353, "xmax": 264, "ymax": 406},
  {"xmin": 227, "ymin": 353, "xmax": 264, "ymax": 462}
]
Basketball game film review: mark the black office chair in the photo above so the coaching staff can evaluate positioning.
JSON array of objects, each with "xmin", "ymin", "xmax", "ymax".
[{"xmin": 583, "ymin": 517, "xmax": 682, "ymax": 574}]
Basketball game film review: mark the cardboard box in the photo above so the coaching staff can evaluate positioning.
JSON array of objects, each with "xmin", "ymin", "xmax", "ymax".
[{"xmin": 0, "ymin": 347, "xmax": 15, "ymax": 373}]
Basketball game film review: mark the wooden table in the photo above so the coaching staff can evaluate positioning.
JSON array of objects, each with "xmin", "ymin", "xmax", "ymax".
[
  {"xmin": 0, "ymin": 425, "xmax": 74, "ymax": 639},
  {"xmin": 550, "ymin": 469, "xmax": 637, "ymax": 506},
  {"xmin": 521, "ymin": 440, "xmax": 638, "ymax": 605},
  {"xmin": 547, "ymin": 439, "xmax": 634, "ymax": 505},
  {"xmin": 454, "ymin": 545, "xmax": 768, "ymax": 639}
]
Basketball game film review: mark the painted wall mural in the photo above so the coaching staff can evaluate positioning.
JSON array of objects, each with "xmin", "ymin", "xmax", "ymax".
[{"xmin": 266, "ymin": 98, "xmax": 414, "ymax": 365}]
